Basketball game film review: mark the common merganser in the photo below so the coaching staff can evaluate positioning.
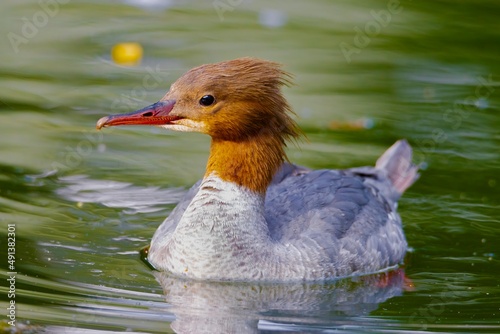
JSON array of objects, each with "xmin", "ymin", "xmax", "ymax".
[{"xmin": 96, "ymin": 58, "xmax": 419, "ymax": 282}]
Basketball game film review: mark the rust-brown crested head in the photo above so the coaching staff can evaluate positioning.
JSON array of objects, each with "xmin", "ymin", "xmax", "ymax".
[
  {"xmin": 97, "ymin": 57, "xmax": 302, "ymax": 144},
  {"xmin": 162, "ymin": 57, "xmax": 301, "ymax": 143}
]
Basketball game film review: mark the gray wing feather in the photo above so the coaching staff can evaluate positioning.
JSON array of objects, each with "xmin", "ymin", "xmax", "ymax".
[{"xmin": 266, "ymin": 165, "xmax": 383, "ymax": 241}]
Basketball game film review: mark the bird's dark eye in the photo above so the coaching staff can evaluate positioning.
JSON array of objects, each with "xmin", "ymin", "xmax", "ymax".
[{"xmin": 199, "ymin": 95, "xmax": 215, "ymax": 106}]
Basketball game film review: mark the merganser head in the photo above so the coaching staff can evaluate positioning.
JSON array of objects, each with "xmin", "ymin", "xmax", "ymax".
[
  {"xmin": 97, "ymin": 57, "xmax": 300, "ymax": 142},
  {"xmin": 97, "ymin": 58, "xmax": 302, "ymax": 193}
]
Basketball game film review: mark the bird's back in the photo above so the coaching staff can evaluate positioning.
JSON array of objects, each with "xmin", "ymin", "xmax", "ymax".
[{"xmin": 264, "ymin": 140, "xmax": 418, "ymax": 276}]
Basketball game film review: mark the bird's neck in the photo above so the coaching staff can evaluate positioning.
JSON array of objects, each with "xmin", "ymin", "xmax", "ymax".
[
  {"xmin": 157, "ymin": 135, "xmax": 288, "ymax": 280},
  {"xmin": 205, "ymin": 134, "xmax": 286, "ymax": 194},
  {"xmin": 160, "ymin": 136, "xmax": 295, "ymax": 280}
]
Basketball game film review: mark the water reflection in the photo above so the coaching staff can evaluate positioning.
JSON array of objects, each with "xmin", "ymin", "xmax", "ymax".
[
  {"xmin": 57, "ymin": 174, "xmax": 185, "ymax": 214},
  {"xmin": 154, "ymin": 269, "xmax": 409, "ymax": 333}
]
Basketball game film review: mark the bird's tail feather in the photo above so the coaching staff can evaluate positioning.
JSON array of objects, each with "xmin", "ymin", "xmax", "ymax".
[{"xmin": 376, "ymin": 140, "xmax": 420, "ymax": 195}]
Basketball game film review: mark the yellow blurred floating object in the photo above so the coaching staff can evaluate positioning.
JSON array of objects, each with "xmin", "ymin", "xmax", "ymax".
[{"xmin": 111, "ymin": 42, "xmax": 143, "ymax": 66}]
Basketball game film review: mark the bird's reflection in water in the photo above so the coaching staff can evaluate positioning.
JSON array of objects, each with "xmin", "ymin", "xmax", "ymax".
[{"xmin": 154, "ymin": 269, "xmax": 409, "ymax": 333}]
